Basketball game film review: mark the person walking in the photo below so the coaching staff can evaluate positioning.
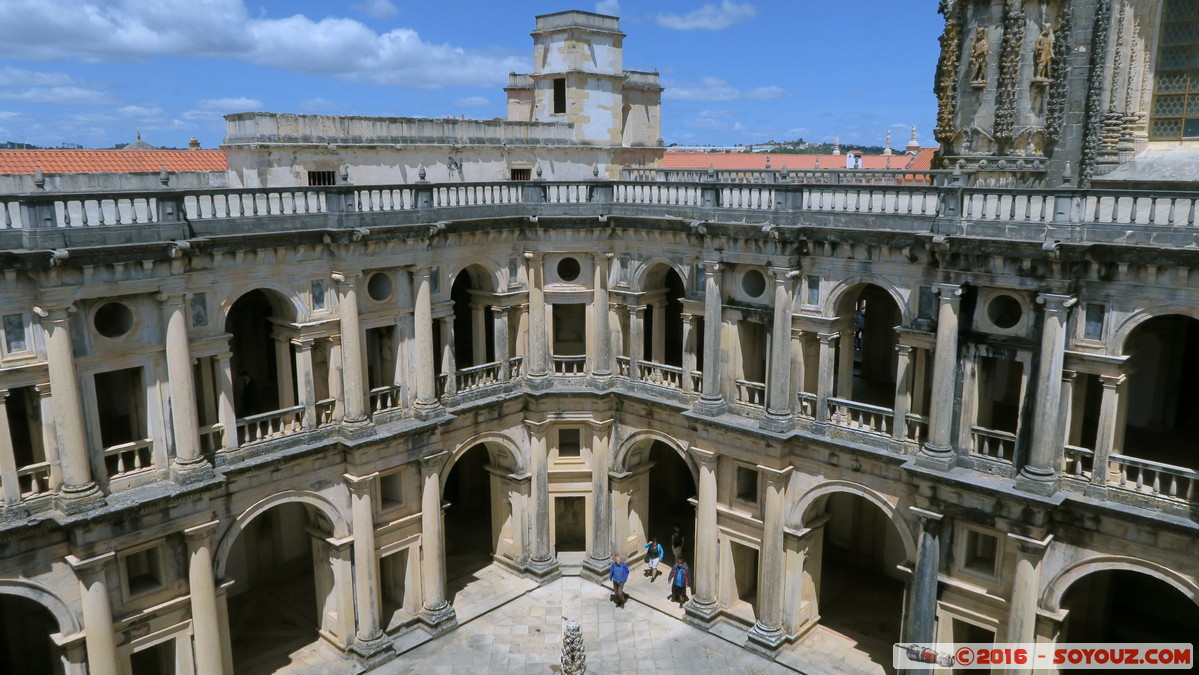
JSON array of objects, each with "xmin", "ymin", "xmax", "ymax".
[
  {"xmin": 668, "ymin": 559, "xmax": 690, "ymax": 605},
  {"xmin": 671, "ymin": 524, "xmax": 684, "ymax": 563},
  {"xmin": 609, "ymin": 555, "xmax": 630, "ymax": 608},
  {"xmin": 643, "ymin": 539, "xmax": 664, "ymax": 582}
]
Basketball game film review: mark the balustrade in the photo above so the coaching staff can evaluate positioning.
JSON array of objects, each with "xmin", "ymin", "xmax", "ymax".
[
  {"xmin": 734, "ymin": 379, "xmax": 766, "ymax": 407},
  {"xmin": 456, "ymin": 362, "xmax": 501, "ymax": 392},
  {"xmin": 797, "ymin": 392, "xmax": 818, "ymax": 419},
  {"xmin": 551, "ymin": 354, "xmax": 586, "ymax": 375},
  {"xmin": 103, "ymin": 438, "xmax": 154, "ymax": 479},
  {"xmin": 316, "ymin": 399, "xmax": 337, "ymax": 425},
  {"xmin": 970, "ymin": 426, "xmax": 1016, "ymax": 463},
  {"xmin": 637, "ymin": 361, "xmax": 684, "ymax": 389},
  {"xmin": 615, "ymin": 355, "xmax": 631, "ymax": 377},
  {"xmin": 1108, "ymin": 454, "xmax": 1198, "ymax": 501},
  {"xmin": 236, "ymin": 406, "xmax": 304, "ymax": 444},
  {"xmin": 198, "ymin": 423, "xmax": 224, "ymax": 453},
  {"xmin": 903, "ymin": 413, "xmax": 929, "ymax": 445},
  {"xmin": 369, "ymin": 385, "xmax": 404, "ymax": 414},
  {"xmin": 508, "ymin": 356, "xmax": 523, "ymax": 379},
  {"xmin": 16, "ymin": 461, "xmax": 52, "ymax": 499},
  {"xmin": 827, "ymin": 397, "xmax": 893, "ymax": 436},
  {"xmin": 1063, "ymin": 444, "xmax": 1095, "ymax": 482}
]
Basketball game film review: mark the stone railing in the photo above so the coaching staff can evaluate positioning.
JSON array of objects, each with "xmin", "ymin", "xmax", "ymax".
[
  {"xmin": 734, "ymin": 379, "xmax": 766, "ymax": 408},
  {"xmin": 615, "ymin": 356, "xmax": 631, "ymax": 377},
  {"xmin": 369, "ymin": 385, "xmax": 404, "ymax": 414},
  {"xmin": 970, "ymin": 426, "xmax": 1016, "ymax": 463},
  {"xmin": 797, "ymin": 392, "xmax": 818, "ymax": 419},
  {"xmin": 828, "ymin": 397, "xmax": 893, "ymax": 437},
  {"xmin": 508, "ymin": 356, "xmax": 523, "ymax": 379},
  {"xmin": 1063, "ymin": 444, "xmax": 1095, "ymax": 481},
  {"xmin": 637, "ymin": 361, "xmax": 685, "ymax": 389},
  {"xmin": 1108, "ymin": 454, "xmax": 1197, "ymax": 501},
  {"xmin": 16, "ymin": 461, "xmax": 52, "ymax": 501},
  {"xmin": 903, "ymin": 413, "xmax": 929, "ymax": 445},
  {"xmin": 316, "ymin": 398, "xmax": 337, "ymax": 426},
  {"xmin": 237, "ymin": 406, "xmax": 304, "ymax": 445},
  {"xmin": 552, "ymin": 354, "xmax": 586, "ymax": 375},
  {"xmin": 456, "ymin": 362, "xmax": 502, "ymax": 392},
  {"xmin": 199, "ymin": 423, "xmax": 224, "ymax": 453},
  {"xmin": 103, "ymin": 438, "xmax": 154, "ymax": 479},
  {"xmin": 620, "ymin": 167, "xmax": 937, "ymax": 186}
]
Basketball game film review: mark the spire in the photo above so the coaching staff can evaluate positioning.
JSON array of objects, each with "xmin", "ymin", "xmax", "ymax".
[
  {"xmin": 905, "ymin": 125, "xmax": 921, "ymax": 155},
  {"xmin": 832, "ymin": 136, "xmax": 841, "ymax": 156},
  {"xmin": 883, "ymin": 130, "xmax": 893, "ymax": 156}
]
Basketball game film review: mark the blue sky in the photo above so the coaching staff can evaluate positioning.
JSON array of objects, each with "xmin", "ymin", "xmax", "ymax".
[{"xmin": 0, "ymin": 0, "xmax": 942, "ymax": 149}]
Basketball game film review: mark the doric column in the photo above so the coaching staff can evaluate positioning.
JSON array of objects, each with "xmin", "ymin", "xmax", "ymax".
[
  {"xmin": 892, "ymin": 344, "xmax": 914, "ymax": 441},
  {"xmin": 525, "ymin": 423, "xmax": 558, "ymax": 578},
  {"xmin": 815, "ymin": 333, "xmax": 838, "ymax": 423},
  {"xmin": 905, "ymin": 508, "xmax": 942, "ymax": 646},
  {"xmin": 789, "ymin": 329, "xmax": 805, "ymax": 413},
  {"xmin": 345, "ymin": 473, "xmax": 386, "ymax": 647},
  {"xmin": 327, "ymin": 336, "xmax": 345, "ymax": 422},
  {"xmin": 590, "ymin": 252, "xmax": 613, "ymax": 379},
  {"xmin": 836, "ymin": 326, "xmax": 854, "ymax": 398},
  {"xmin": 685, "ymin": 448, "xmax": 720, "ymax": 625},
  {"xmin": 0, "ymin": 390, "xmax": 19, "ymax": 505},
  {"xmin": 921, "ymin": 284, "xmax": 963, "ymax": 465},
  {"xmin": 412, "ymin": 269, "xmax": 440, "ymax": 415},
  {"xmin": 628, "ymin": 305, "xmax": 646, "ymax": 381},
  {"xmin": 36, "ymin": 304, "xmax": 102, "ymax": 508},
  {"xmin": 582, "ymin": 421, "xmax": 613, "ymax": 580},
  {"xmin": 216, "ymin": 352, "xmax": 238, "ymax": 450},
  {"xmin": 697, "ymin": 260, "xmax": 724, "ymax": 413},
  {"xmin": 763, "ymin": 269, "xmax": 798, "ymax": 430},
  {"xmin": 681, "ymin": 312, "xmax": 697, "ymax": 392},
  {"xmin": 184, "ymin": 521, "xmax": 225, "ymax": 675},
  {"xmin": 439, "ymin": 315, "xmax": 457, "ymax": 397},
  {"xmin": 471, "ymin": 303, "xmax": 487, "ymax": 366},
  {"xmin": 1091, "ymin": 374, "xmax": 1126, "ymax": 485},
  {"xmin": 34, "ymin": 383, "xmax": 62, "ymax": 491},
  {"xmin": 395, "ymin": 270, "xmax": 415, "ymax": 406},
  {"xmin": 293, "ymin": 338, "xmax": 317, "ymax": 428},
  {"xmin": 333, "ymin": 271, "xmax": 368, "ymax": 424},
  {"xmin": 1003, "ymin": 533, "xmax": 1052, "ymax": 672},
  {"xmin": 1019, "ymin": 294, "xmax": 1076, "ymax": 492},
  {"xmin": 273, "ymin": 335, "xmax": 295, "ymax": 409},
  {"xmin": 159, "ymin": 292, "xmax": 206, "ymax": 479},
  {"xmin": 524, "ymin": 253, "xmax": 549, "ymax": 378},
  {"xmin": 67, "ymin": 552, "xmax": 119, "ymax": 675},
  {"xmin": 650, "ymin": 301, "xmax": 666, "ymax": 365},
  {"xmin": 419, "ymin": 452, "xmax": 455, "ymax": 630},
  {"xmin": 492, "ymin": 306, "xmax": 510, "ymax": 381},
  {"xmin": 747, "ymin": 465, "xmax": 792, "ymax": 654}
]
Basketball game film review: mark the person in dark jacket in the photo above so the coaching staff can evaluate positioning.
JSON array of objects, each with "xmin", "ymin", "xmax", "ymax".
[
  {"xmin": 668, "ymin": 560, "xmax": 690, "ymax": 605},
  {"xmin": 610, "ymin": 555, "xmax": 630, "ymax": 608}
]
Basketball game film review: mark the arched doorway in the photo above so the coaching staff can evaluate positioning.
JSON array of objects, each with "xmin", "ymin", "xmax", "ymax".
[
  {"xmin": 1060, "ymin": 569, "xmax": 1199, "ymax": 642},
  {"xmin": 1121, "ymin": 315, "xmax": 1199, "ymax": 470},
  {"xmin": 226, "ymin": 290, "xmax": 293, "ymax": 419},
  {"xmin": 642, "ymin": 265, "xmax": 686, "ymax": 369},
  {"xmin": 450, "ymin": 266, "xmax": 496, "ymax": 371},
  {"xmin": 0, "ymin": 594, "xmax": 61, "ymax": 675},
  {"xmin": 442, "ymin": 442, "xmax": 524, "ymax": 602},
  {"xmin": 618, "ymin": 439, "xmax": 696, "ymax": 572},
  {"xmin": 837, "ymin": 284, "xmax": 902, "ymax": 407},
  {"xmin": 224, "ymin": 502, "xmax": 336, "ymax": 674},
  {"xmin": 803, "ymin": 492, "xmax": 906, "ymax": 664}
]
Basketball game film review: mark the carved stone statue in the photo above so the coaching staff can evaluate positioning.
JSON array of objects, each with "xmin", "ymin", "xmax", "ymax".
[
  {"xmin": 1034, "ymin": 24, "xmax": 1054, "ymax": 80},
  {"xmin": 969, "ymin": 27, "xmax": 989, "ymax": 84}
]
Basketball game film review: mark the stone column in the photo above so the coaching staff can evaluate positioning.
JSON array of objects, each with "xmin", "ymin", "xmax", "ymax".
[
  {"xmin": 159, "ymin": 292, "xmax": 207, "ymax": 480},
  {"xmin": 184, "ymin": 521, "xmax": 224, "ymax": 675},
  {"xmin": 590, "ymin": 252, "xmax": 613, "ymax": 380},
  {"xmin": 685, "ymin": 448, "xmax": 720, "ymax": 625},
  {"xmin": 905, "ymin": 508, "xmax": 942, "ymax": 647},
  {"xmin": 763, "ymin": 269, "xmax": 798, "ymax": 431},
  {"xmin": 1091, "ymin": 374, "xmax": 1126, "ymax": 485},
  {"xmin": 36, "ymin": 305, "xmax": 102, "ymax": 509},
  {"xmin": 293, "ymin": 338, "xmax": 317, "ymax": 428},
  {"xmin": 0, "ymin": 390, "xmax": 19, "ymax": 505},
  {"xmin": 1003, "ymin": 533, "xmax": 1053, "ymax": 674},
  {"xmin": 412, "ymin": 269, "xmax": 440, "ymax": 416},
  {"xmin": 525, "ymin": 423, "xmax": 558, "ymax": 579},
  {"xmin": 345, "ymin": 473, "xmax": 388, "ymax": 652},
  {"xmin": 681, "ymin": 313, "xmax": 697, "ymax": 392},
  {"xmin": 920, "ymin": 284, "xmax": 963, "ymax": 466},
  {"xmin": 628, "ymin": 305, "xmax": 645, "ymax": 381},
  {"xmin": 815, "ymin": 333, "xmax": 838, "ymax": 424},
  {"xmin": 892, "ymin": 344, "xmax": 914, "ymax": 441},
  {"xmin": 650, "ymin": 301, "xmax": 666, "ymax": 365},
  {"xmin": 35, "ymin": 383, "xmax": 62, "ymax": 491},
  {"xmin": 216, "ymin": 352, "xmax": 238, "ymax": 450},
  {"xmin": 836, "ymin": 326, "xmax": 855, "ymax": 398},
  {"xmin": 697, "ymin": 261, "xmax": 724, "ymax": 414},
  {"xmin": 1019, "ymin": 294, "xmax": 1076, "ymax": 493},
  {"xmin": 67, "ymin": 552, "xmax": 119, "ymax": 675},
  {"xmin": 471, "ymin": 303, "xmax": 487, "ymax": 366},
  {"xmin": 747, "ymin": 466, "xmax": 792, "ymax": 654},
  {"xmin": 493, "ymin": 306, "xmax": 511, "ymax": 381},
  {"xmin": 419, "ymin": 452, "xmax": 456, "ymax": 630},
  {"xmin": 524, "ymin": 253, "xmax": 549, "ymax": 379},
  {"xmin": 440, "ymin": 316, "xmax": 457, "ymax": 397},
  {"xmin": 333, "ymin": 271, "xmax": 368, "ymax": 424},
  {"xmin": 327, "ymin": 336, "xmax": 345, "ymax": 422},
  {"xmin": 582, "ymin": 421, "xmax": 613, "ymax": 581},
  {"xmin": 273, "ymin": 335, "xmax": 295, "ymax": 409}
]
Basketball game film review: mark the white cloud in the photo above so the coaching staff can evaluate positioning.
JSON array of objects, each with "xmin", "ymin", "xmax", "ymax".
[
  {"xmin": 0, "ymin": 0, "xmax": 526, "ymax": 89},
  {"xmin": 663, "ymin": 77, "xmax": 788, "ymax": 102},
  {"xmin": 352, "ymin": 0, "xmax": 398, "ymax": 19},
  {"xmin": 656, "ymin": 2, "xmax": 755, "ymax": 30},
  {"xmin": 299, "ymin": 97, "xmax": 341, "ymax": 111},
  {"xmin": 453, "ymin": 96, "xmax": 491, "ymax": 107},
  {"xmin": 595, "ymin": 0, "xmax": 620, "ymax": 16},
  {"xmin": 0, "ymin": 112, "xmax": 22, "ymax": 120},
  {"xmin": 0, "ymin": 86, "xmax": 117, "ymax": 105},
  {"xmin": 196, "ymin": 97, "xmax": 262, "ymax": 111},
  {"xmin": 0, "ymin": 67, "xmax": 83, "ymax": 87},
  {"xmin": 698, "ymin": 109, "xmax": 737, "ymax": 119},
  {"xmin": 683, "ymin": 116, "xmax": 744, "ymax": 132}
]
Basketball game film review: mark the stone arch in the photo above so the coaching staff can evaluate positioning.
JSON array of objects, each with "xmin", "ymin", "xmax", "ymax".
[
  {"xmin": 1041, "ymin": 555, "xmax": 1199, "ymax": 613},
  {"xmin": 1110, "ymin": 306, "xmax": 1199, "ymax": 355},
  {"xmin": 612, "ymin": 429, "xmax": 696, "ymax": 482},
  {"xmin": 0, "ymin": 579, "xmax": 80, "ymax": 636},
  {"xmin": 447, "ymin": 260, "xmax": 503, "ymax": 294},
  {"xmin": 439, "ymin": 431, "xmax": 526, "ymax": 486},
  {"xmin": 214, "ymin": 489, "xmax": 349, "ymax": 579},
  {"xmin": 219, "ymin": 283, "xmax": 303, "ymax": 326},
  {"xmin": 824, "ymin": 275, "xmax": 910, "ymax": 325},
  {"xmin": 788, "ymin": 480, "xmax": 918, "ymax": 563},
  {"xmin": 633, "ymin": 258, "xmax": 690, "ymax": 293}
]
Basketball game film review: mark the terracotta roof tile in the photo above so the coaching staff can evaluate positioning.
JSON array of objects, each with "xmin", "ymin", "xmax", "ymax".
[{"xmin": 0, "ymin": 149, "xmax": 227, "ymax": 175}]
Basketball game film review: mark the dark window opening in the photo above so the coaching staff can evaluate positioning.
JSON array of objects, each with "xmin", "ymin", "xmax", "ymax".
[
  {"xmin": 553, "ymin": 78, "xmax": 567, "ymax": 114},
  {"xmin": 307, "ymin": 170, "xmax": 336, "ymax": 186}
]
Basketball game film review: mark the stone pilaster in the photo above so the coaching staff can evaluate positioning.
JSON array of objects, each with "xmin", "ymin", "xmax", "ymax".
[
  {"xmin": 1091, "ymin": 374, "xmax": 1126, "ymax": 485},
  {"xmin": 892, "ymin": 344, "xmax": 914, "ymax": 441},
  {"xmin": 524, "ymin": 252, "xmax": 550, "ymax": 380},
  {"xmin": 493, "ymin": 306, "xmax": 510, "ymax": 381},
  {"xmin": 293, "ymin": 338, "xmax": 317, "ymax": 428},
  {"xmin": 0, "ymin": 390, "xmax": 19, "ymax": 505},
  {"xmin": 216, "ymin": 352, "xmax": 238, "ymax": 450},
  {"xmin": 815, "ymin": 333, "xmax": 838, "ymax": 424},
  {"xmin": 345, "ymin": 473, "xmax": 395, "ymax": 663},
  {"xmin": 628, "ymin": 305, "xmax": 645, "ymax": 382},
  {"xmin": 590, "ymin": 252, "xmax": 613, "ymax": 382},
  {"xmin": 439, "ymin": 315, "xmax": 457, "ymax": 398},
  {"xmin": 524, "ymin": 422, "xmax": 560, "ymax": 580},
  {"xmin": 581, "ymin": 420, "xmax": 614, "ymax": 582},
  {"xmin": 681, "ymin": 312, "xmax": 697, "ymax": 393},
  {"xmin": 1003, "ymin": 533, "xmax": 1052, "ymax": 675}
]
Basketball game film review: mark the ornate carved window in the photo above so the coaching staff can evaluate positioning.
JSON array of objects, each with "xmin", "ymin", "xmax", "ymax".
[{"xmin": 1150, "ymin": 0, "xmax": 1199, "ymax": 140}]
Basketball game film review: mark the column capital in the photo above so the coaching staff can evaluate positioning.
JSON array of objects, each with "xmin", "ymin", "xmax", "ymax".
[
  {"xmin": 344, "ymin": 472, "xmax": 380, "ymax": 493},
  {"xmin": 680, "ymin": 311, "xmax": 694, "ymax": 322},
  {"xmin": 933, "ymin": 283, "xmax": 963, "ymax": 297},
  {"xmin": 816, "ymin": 332, "xmax": 839, "ymax": 345},
  {"xmin": 33, "ymin": 304, "xmax": 75, "ymax": 321},
  {"xmin": 523, "ymin": 250, "xmax": 544, "ymax": 262},
  {"xmin": 1006, "ymin": 532, "xmax": 1053, "ymax": 556},
  {"xmin": 34, "ymin": 382, "xmax": 51, "ymax": 397},
  {"xmin": 909, "ymin": 506, "xmax": 943, "ymax": 531},
  {"xmin": 629, "ymin": 304, "xmax": 646, "ymax": 316},
  {"xmin": 771, "ymin": 267, "xmax": 802, "ymax": 282},
  {"xmin": 1036, "ymin": 293, "xmax": 1077, "ymax": 312},
  {"xmin": 65, "ymin": 551, "xmax": 116, "ymax": 576},
  {"xmin": 0, "ymin": 389, "xmax": 8, "ymax": 403},
  {"xmin": 756, "ymin": 464, "xmax": 793, "ymax": 487},
  {"xmin": 292, "ymin": 336, "xmax": 316, "ymax": 351},
  {"xmin": 1098, "ymin": 373, "xmax": 1126, "ymax": 388},
  {"xmin": 331, "ymin": 270, "xmax": 362, "ymax": 285},
  {"xmin": 688, "ymin": 447, "xmax": 719, "ymax": 468},
  {"xmin": 895, "ymin": 343, "xmax": 914, "ymax": 356},
  {"xmin": 593, "ymin": 251, "xmax": 615, "ymax": 263},
  {"xmin": 155, "ymin": 290, "xmax": 187, "ymax": 306},
  {"xmin": 701, "ymin": 260, "xmax": 721, "ymax": 274},
  {"xmin": 490, "ymin": 305, "xmax": 508, "ymax": 317},
  {"xmin": 183, "ymin": 520, "xmax": 221, "ymax": 545},
  {"xmin": 420, "ymin": 451, "xmax": 449, "ymax": 473}
]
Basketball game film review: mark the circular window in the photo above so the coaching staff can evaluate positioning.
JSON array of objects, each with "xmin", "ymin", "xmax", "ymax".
[
  {"xmin": 367, "ymin": 272, "xmax": 393, "ymax": 302},
  {"xmin": 557, "ymin": 257, "xmax": 581, "ymax": 282},
  {"xmin": 741, "ymin": 269, "xmax": 767, "ymax": 297},
  {"xmin": 987, "ymin": 294, "xmax": 1023, "ymax": 329},
  {"xmin": 94, "ymin": 302, "xmax": 133, "ymax": 338}
]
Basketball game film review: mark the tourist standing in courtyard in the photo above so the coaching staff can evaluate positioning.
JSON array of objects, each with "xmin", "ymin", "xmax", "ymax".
[
  {"xmin": 669, "ymin": 559, "xmax": 690, "ymax": 605},
  {"xmin": 644, "ymin": 538, "xmax": 664, "ymax": 581},
  {"xmin": 609, "ymin": 555, "xmax": 630, "ymax": 608}
]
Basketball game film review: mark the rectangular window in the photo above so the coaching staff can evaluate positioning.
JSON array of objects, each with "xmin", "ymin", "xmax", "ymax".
[
  {"xmin": 620, "ymin": 256, "xmax": 630, "ymax": 283},
  {"xmin": 918, "ymin": 286, "xmax": 936, "ymax": 321},
  {"xmin": 509, "ymin": 258, "xmax": 520, "ymax": 285},
  {"xmin": 1083, "ymin": 302, "xmax": 1105, "ymax": 340},
  {"xmin": 307, "ymin": 170, "xmax": 337, "ymax": 186},
  {"xmin": 122, "ymin": 545, "xmax": 164, "ymax": 597},
  {"xmin": 963, "ymin": 529, "xmax": 999, "ymax": 576},
  {"xmin": 311, "ymin": 279, "xmax": 326, "ymax": 311},
  {"xmin": 735, "ymin": 466, "xmax": 758, "ymax": 503},
  {"xmin": 558, "ymin": 428, "xmax": 582, "ymax": 457},
  {"xmin": 806, "ymin": 275, "xmax": 821, "ymax": 306},
  {"xmin": 510, "ymin": 168, "xmax": 531, "ymax": 181},
  {"xmin": 1150, "ymin": 0, "xmax": 1199, "ymax": 139},
  {"xmin": 2, "ymin": 313, "xmax": 26, "ymax": 353},
  {"xmin": 553, "ymin": 78, "xmax": 567, "ymax": 114},
  {"xmin": 189, "ymin": 293, "xmax": 208, "ymax": 327},
  {"xmin": 378, "ymin": 471, "xmax": 403, "ymax": 510},
  {"xmin": 430, "ymin": 267, "xmax": 440, "ymax": 295}
]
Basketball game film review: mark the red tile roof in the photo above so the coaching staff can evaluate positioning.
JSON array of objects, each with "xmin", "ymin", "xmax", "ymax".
[
  {"xmin": 0, "ymin": 149, "xmax": 228, "ymax": 175},
  {"xmin": 663, "ymin": 148, "xmax": 938, "ymax": 172}
]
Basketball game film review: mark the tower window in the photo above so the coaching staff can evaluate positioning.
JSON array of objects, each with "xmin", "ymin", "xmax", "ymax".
[
  {"xmin": 1150, "ymin": 0, "xmax": 1199, "ymax": 139},
  {"xmin": 553, "ymin": 78, "xmax": 567, "ymax": 114}
]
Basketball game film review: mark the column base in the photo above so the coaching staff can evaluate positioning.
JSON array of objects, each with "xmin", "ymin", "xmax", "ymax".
[
  {"xmin": 412, "ymin": 400, "xmax": 443, "ymax": 421},
  {"xmin": 340, "ymin": 418, "xmax": 377, "ymax": 440},
  {"xmin": 745, "ymin": 621, "xmax": 786, "ymax": 657},
  {"xmin": 347, "ymin": 634, "xmax": 396, "ymax": 673},
  {"xmin": 915, "ymin": 443, "xmax": 957, "ymax": 471},
  {"xmin": 692, "ymin": 396, "xmax": 725, "ymax": 417},
  {"xmin": 525, "ymin": 556, "xmax": 562, "ymax": 583},
  {"xmin": 759, "ymin": 411, "xmax": 793, "ymax": 432},
  {"xmin": 170, "ymin": 457, "xmax": 214, "ymax": 484},
  {"xmin": 1014, "ymin": 469, "xmax": 1058, "ymax": 496},
  {"xmin": 525, "ymin": 373, "xmax": 552, "ymax": 391},
  {"xmin": 683, "ymin": 597, "xmax": 721, "ymax": 627},
  {"xmin": 55, "ymin": 482, "xmax": 105, "ymax": 515},
  {"xmin": 580, "ymin": 554, "xmax": 612, "ymax": 584},
  {"xmin": 586, "ymin": 373, "xmax": 614, "ymax": 390},
  {"xmin": 418, "ymin": 602, "xmax": 458, "ymax": 635}
]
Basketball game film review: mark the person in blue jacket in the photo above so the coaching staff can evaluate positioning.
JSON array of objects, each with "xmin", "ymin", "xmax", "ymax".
[
  {"xmin": 609, "ymin": 555, "xmax": 630, "ymax": 608},
  {"xmin": 643, "ymin": 538, "xmax": 664, "ymax": 581}
]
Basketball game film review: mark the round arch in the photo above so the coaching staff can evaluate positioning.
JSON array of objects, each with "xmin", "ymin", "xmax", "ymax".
[
  {"xmin": 447, "ymin": 260, "xmax": 504, "ymax": 294},
  {"xmin": 611, "ymin": 429, "xmax": 697, "ymax": 483},
  {"xmin": 220, "ymin": 283, "xmax": 303, "ymax": 326},
  {"xmin": 439, "ymin": 432, "xmax": 526, "ymax": 487},
  {"xmin": 1041, "ymin": 555, "xmax": 1199, "ymax": 613},
  {"xmin": 214, "ymin": 490, "xmax": 350, "ymax": 579},
  {"xmin": 632, "ymin": 258, "xmax": 691, "ymax": 294},
  {"xmin": 0, "ymin": 579, "xmax": 79, "ymax": 636},
  {"xmin": 1110, "ymin": 306, "xmax": 1199, "ymax": 355},
  {"xmin": 824, "ymin": 276, "xmax": 910, "ymax": 324},
  {"xmin": 788, "ymin": 480, "xmax": 918, "ymax": 563}
]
